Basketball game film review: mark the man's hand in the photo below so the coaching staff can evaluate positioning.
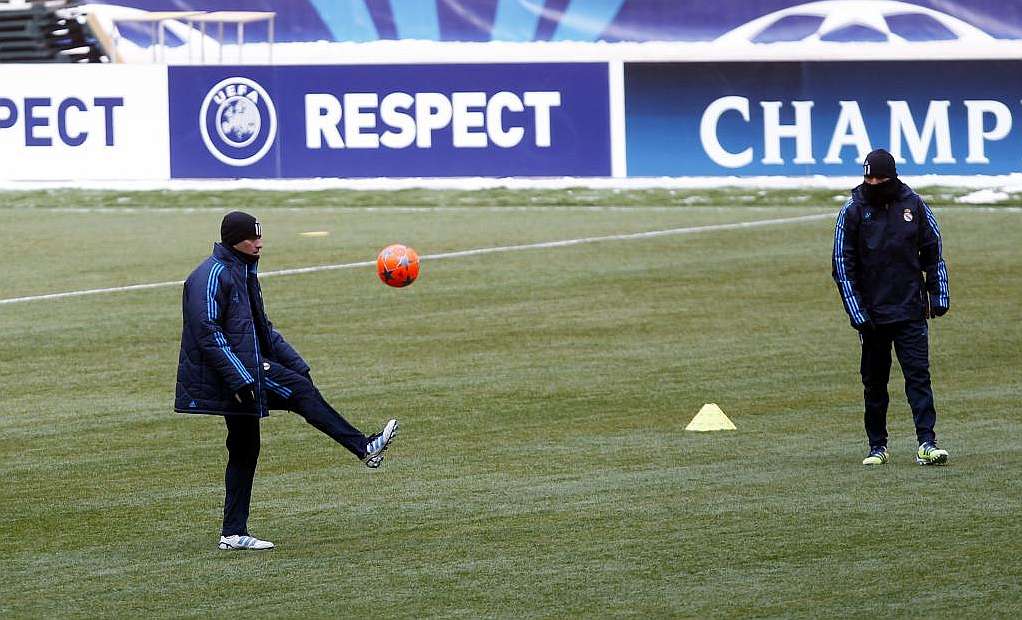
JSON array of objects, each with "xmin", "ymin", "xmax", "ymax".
[
  {"xmin": 854, "ymin": 318, "xmax": 876, "ymax": 333},
  {"xmin": 929, "ymin": 298, "xmax": 949, "ymax": 318},
  {"xmin": 234, "ymin": 383, "xmax": 256, "ymax": 404}
]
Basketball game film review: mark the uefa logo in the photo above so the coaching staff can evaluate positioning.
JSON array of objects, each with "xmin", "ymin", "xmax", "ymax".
[{"xmin": 199, "ymin": 77, "xmax": 277, "ymax": 167}]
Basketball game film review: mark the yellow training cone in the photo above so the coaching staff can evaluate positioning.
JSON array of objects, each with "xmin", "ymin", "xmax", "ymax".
[{"xmin": 685, "ymin": 403, "xmax": 736, "ymax": 432}]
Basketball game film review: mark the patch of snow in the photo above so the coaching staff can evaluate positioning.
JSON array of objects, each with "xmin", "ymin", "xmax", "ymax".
[
  {"xmin": 680, "ymin": 195, "xmax": 709, "ymax": 204},
  {"xmin": 4, "ymin": 175, "xmax": 1022, "ymax": 193},
  {"xmin": 955, "ymin": 189, "xmax": 1009, "ymax": 204}
]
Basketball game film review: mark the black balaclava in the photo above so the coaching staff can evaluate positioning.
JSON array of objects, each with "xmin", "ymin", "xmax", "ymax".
[{"xmin": 861, "ymin": 149, "xmax": 900, "ymax": 207}]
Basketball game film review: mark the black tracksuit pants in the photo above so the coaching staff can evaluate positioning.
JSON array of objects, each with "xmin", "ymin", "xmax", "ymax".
[
  {"xmin": 222, "ymin": 361, "xmax": 368, "ymax": 537},
  {"xmin": 859, "ymin": 319, "xmax": 938, "ymax": 450}
]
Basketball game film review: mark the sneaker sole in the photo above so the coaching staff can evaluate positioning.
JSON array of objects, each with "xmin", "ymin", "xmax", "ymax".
[
  {"xmin": 915, "ymin": 454, "xmax": 949, "ymax": 466},
  {"xmin": 218, "ymin": 544, "xmax": 274, "ymax": 550},
  {"xmin": 218, "ymin": 541, "xmax": 275, "ymax": 550}
]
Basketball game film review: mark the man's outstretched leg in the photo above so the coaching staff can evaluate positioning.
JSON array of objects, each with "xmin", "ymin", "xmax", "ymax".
[{"xmin": 263, "ymin": 362, "xmax": 400, "ymax": 468}]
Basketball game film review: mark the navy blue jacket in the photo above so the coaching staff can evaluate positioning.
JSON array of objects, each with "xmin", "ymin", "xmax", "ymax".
[
  {"xmin": 175, "ymin": 243, "xmax": 309, "ymax": 417},
  {"xmin": 832, "ymin": 181, "xmax": 949, "ymax": 326}
]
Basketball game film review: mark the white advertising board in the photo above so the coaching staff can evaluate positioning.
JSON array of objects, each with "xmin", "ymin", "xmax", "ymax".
[{"xmin": 0, "ymin": 65, "xmax": 169, "ymax": 180}]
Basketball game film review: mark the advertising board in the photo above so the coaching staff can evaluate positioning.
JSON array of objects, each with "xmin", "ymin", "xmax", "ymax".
[
  {"xmin": 0, "ymin": 65, "xmax": 169, "ymax": 181},
  {"xmin": 625, "ymin": 60, "xmax": 1022, "ymax": 176},
  {"xmin": 168, "ymin": 63, "xmax": 611, "ymax": 178}
]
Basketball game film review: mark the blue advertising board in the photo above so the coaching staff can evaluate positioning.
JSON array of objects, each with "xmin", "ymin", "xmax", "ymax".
[
  {"xmin": 168, "ymin": 63, "xmax": 610, "ymax": 178},
  {"xmin": 626, "ymin": 60, "xmax": 1022, "ymax": 176}
]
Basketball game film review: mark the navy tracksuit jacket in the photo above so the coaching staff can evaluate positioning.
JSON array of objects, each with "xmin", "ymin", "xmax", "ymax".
[
  {"xmin": 832, "ymin": 181, "xmax": 950, "ymax": 448},
  {"xmin": 175, "ymin": 242, "xmax": 310, "ymax": 417}
]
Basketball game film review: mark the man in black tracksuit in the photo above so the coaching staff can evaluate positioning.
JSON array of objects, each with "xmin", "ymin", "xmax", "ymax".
[
  {"xmin": 832, "ymin": 149, "xmax": 950, "ymax": 466},
  {"xmin": 176, "ymin": 212, "xmax": 401, "ymax": 550}
]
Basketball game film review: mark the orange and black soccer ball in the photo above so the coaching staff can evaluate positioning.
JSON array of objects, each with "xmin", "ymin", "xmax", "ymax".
[{"xmin": 376, "ymin": 244, "xmax": 420, "ymax": 288}]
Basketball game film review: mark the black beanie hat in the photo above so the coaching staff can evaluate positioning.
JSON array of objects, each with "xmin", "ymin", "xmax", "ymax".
[
  {"xmin": 221, "ymin": 211, "xmax": 261, "ymax": 247},
  {"xmin": 863, "ymin": 149, "xmax": 897, "ymax": 179}
]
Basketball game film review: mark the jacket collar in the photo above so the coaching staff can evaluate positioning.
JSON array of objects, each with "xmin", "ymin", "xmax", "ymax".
[{"xmin": 212, "ymin": 242, "xmax": 237, "ymax": 263}]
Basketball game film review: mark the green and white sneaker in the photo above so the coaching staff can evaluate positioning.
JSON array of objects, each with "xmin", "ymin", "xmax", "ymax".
[
  {"xmin": 915, "ymin": 441, "xmax": 949, "ymax": 466},
  {"xmin": 862, "ymin": 446, "xmax": 889, "ymax": 465}
]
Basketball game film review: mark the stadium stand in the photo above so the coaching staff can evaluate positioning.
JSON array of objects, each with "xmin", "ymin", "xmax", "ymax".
[{"xmin": 0, "ymin": 0, "xmax": 105, "ymax": 62}]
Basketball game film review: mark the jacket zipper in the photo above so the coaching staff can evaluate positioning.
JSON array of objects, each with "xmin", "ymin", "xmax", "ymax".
[
  {"xmin": 244, "ymin": 265, "xmax": 265, "ymax": 417},
  {"xmin": 252, "ymin": 325, "xmax": 264, "ymax": 416}
]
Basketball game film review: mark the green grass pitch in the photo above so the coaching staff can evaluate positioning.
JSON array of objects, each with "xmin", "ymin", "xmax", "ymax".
[{"xmin": 1, "ymin": 189, "xmax": 1019, "ymax": 617}]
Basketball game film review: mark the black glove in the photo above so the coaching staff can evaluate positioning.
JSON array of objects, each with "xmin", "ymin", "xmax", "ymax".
[
  {"xmin": 234, "ymin": 383, "xmax": 256, "ymax": 404},
  {"xmin": 929, "ymin": 300, "xmax": 948, "ymax": 318},
  {"xmin": 853, "ymin": 318, "xmax": 876, "ymax": 333}
]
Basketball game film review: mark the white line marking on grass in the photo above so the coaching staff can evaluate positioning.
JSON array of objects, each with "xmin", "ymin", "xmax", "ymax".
[
  {"xmin": 0, "ymin": 212, "xmax": 827, "ymax": 306},
  {"xmin": 421, "ymin": 212, "xmax": 832, "ymax": 260},
  {"xmin": 21, "ymin": 205, "xmax": 818, "ymax": 214},
  {"xmin": 10, "ymin": 205, "xmax": 1021, "ymax": 214},
  {"xmin": 0, "ymin": 280, "xmax": 189, "ymax": 305}
]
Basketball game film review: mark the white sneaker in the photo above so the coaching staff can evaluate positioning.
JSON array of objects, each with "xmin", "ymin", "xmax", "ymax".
[
  {"xmin": 218, "ymin": 534, "xmax": 275, "ymax": 550},
  {"xmin": 363, "ymin": 419, "xmax": 400, "ymax": 468}
]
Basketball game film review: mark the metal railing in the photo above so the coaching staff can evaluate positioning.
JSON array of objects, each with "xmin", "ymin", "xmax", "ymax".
[{"xmin": 106, "ymin": 9, "xmax": 275, "ymax": 65}]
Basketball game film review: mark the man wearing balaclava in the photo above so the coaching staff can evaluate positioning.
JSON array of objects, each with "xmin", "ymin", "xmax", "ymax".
[
  {"xmin": 832, "ymin": 149, "xmax": 951, "ymax": 467},
  {"xmin": 175, "ymin": 212, "xmax": 400, "ymax": 551}
]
